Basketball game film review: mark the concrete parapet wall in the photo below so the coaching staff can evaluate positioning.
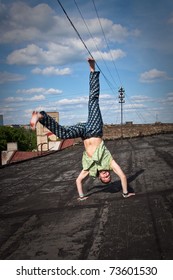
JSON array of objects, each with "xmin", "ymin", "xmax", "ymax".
[
  {"xmin": 103, "ymin": 123, "xmax": 173, "ymax": 139},
  {"xmin": 1, "ymin": 151, "xmax": 14, "ymax": 165}
]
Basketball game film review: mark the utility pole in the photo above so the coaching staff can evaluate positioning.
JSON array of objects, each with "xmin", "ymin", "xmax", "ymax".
[{"xmin": 118, "ymin": 87, "xmax": 125, "ymax": 139}]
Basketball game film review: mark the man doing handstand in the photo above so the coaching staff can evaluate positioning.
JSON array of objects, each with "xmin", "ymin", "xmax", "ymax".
[{"xmin": 30, "ymin": 58, "xmax": 135, "ymax": 200}]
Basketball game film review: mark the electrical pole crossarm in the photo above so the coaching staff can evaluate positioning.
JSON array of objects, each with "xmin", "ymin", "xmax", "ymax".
[{"xmin": 118, "ymin": 87, "xmax": 125, "ymax": 139}]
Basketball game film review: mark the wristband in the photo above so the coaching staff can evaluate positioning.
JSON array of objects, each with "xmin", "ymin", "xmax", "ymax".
[{"xmin": 122, "ymin": 192, "xmax": 129, "ymax": 198}]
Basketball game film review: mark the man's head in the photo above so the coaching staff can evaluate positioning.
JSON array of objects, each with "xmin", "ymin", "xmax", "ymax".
[{"xmin": 99, "ymin": 170, "xmax": 111, "ymax": 184}]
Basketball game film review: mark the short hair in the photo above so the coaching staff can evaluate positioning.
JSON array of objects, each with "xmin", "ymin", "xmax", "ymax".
[
  {"xmin": 98, "ymin": 170, "xmax": 111, "ymax": 184},
  {"xmin": 99, "ymin": 177, "xmax": 111, "ymax": 184}
]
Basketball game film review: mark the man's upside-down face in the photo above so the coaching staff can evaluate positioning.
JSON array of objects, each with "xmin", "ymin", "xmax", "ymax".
[{"xmin": 99, "ymin": 170, "xmax": 111, "ymax": 184}]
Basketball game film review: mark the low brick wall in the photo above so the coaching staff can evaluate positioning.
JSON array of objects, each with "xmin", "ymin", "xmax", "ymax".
[{"xmin": 103, "ymin": 123, "xmax": 173, "ymax": 139}]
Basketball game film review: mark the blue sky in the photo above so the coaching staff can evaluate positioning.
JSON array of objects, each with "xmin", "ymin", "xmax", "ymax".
[{"xmin": 0, "ymin": 0, "xmax": 173, "ymax": 125}]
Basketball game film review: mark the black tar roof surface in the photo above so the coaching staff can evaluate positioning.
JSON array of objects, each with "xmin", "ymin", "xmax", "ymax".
[{"xmin": 0, "ymin": 134, "xmax": 173, "ymax": 260}]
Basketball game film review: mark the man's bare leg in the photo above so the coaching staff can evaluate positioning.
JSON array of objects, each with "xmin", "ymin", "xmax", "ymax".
[{"xmin": 30, "ymin": 111, "xmax": 43, "ymax": 130}]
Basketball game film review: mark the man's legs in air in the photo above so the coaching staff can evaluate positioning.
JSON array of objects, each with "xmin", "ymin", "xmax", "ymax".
[
  {"xmin": 84, "ymin": 58, "xmax": 103, "ymax": 139},
  {"xmin": 30, "ymin": 111, "xmax": 86, "ymax": 139},
  {"xmin": 30, "ymin": 58, "xmax": 102, "ymax": 140}
]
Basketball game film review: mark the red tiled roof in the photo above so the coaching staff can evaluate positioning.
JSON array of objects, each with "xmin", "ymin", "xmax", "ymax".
[
  {"xmin": 9, "ymin": 151, "xmax": 39, "ymax": 163},
  {"xmin": 8, "ymin": 139, "xmax": 75, "ymax": 164},
  {"xmin": 59, "ymin": 139, "xmax": 75, "ymax": 150}
]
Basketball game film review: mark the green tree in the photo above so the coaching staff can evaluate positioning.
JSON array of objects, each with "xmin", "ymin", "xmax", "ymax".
[{"xmin": 0, "ymin": 126, "xmax": 37, "ymax": 152}]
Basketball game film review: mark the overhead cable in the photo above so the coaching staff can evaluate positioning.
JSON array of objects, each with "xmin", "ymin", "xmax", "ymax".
[
  {"xmin": 74, "ymin": 0, "xmax": 119, "ymax": 89},
  {"xmin": 92, "ymin": 0, "xmax": 123, "ymax": 87},
  {"xmin": 56, "ymin": 0, "xmax": 117, "ymax": 95},
  {"xmin": 56, "ymin": 0, "xmax": 148, "ymax": 124}
]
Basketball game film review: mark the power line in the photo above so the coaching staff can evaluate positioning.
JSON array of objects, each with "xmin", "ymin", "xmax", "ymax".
[
  {"xmin": 56, "ymin": 0, "xmax": 117, "ymax": 96},
  {"xmin": 56, "ymin": 0, "xmax": 121, "ymax": 123},
  {"xmin": 124, "ymin": 93, "xmax": 147, "ymax": 123},
  {"xmin": 73, "ymin": 0, "xmax": 119, "ymax": 89},
  {"xmin": 56, "ymin": 0, "xmax": 149, "ymax": 125},
  {"xmin": 92, "ymin": 0, "xmax": 123, "ymax": 87},
  {"xmin": 56, "ymin": 0, "xmax": 93, "ymax": 58}
]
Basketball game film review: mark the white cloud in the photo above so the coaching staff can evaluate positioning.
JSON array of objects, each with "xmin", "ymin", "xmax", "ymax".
[
  {"xmin": 84, "ymin": 18, "xmax": 140, "ymax": 43},
  {"xmin": 108, "ymin": 23, "xmax": 140, "ymax": 43},
  {"xmin": 140, "ymin": 69, "xmax": 171, "ymax": 83},
  {"xmin": 0, "ymin": 2, "xmax": 55, "ymax": 44},
  {"xmin": 167, "ymin": 92, "xmax": 173, "ymax": 96},
  {"xmin": 167, "ymin": 96, "xmax": 173, "ymax": 102},
  {"xmin": 92, "ymin": 49, "xmax": 126, "ymax": 61},
  {"xmin": 100, "ymin": 94, "xmax": 112, "ymax": 99},
  {"xmin": 0, "ymin": 2, "xmax": 138, "ymax": 45},
  {"xmin": 124, "ymin": 103, "xmax": 146, "ymax": 110},
  {"xmin": 168, "ymin": 17, "xmax": 173, "ymax": 24},
  {"xmin": 17, "ymin": 88, "xmax": 62, "ymax": 95},
  {"xmin": 6, "ymin": 43, "xmax": 82, "ymax": 65},
  {"xmin": 0, "ymin": 106, "xmax": 19, "ymax": 115},
  {"xmin": 46, "ymin": 88, "xmax": 62, "ymax": 95},
  {"xmin": 166, "ymin": 92, "xmax": 173, "ymax": 103},
  {"xmin": 5, "ymin": 95, "xmax": 45, "ymax": 103},
  {"xmin": 7, "ymin": 44, "xmax": 46, "ymax": 65},
  {"xmin": 56, "ymin": 97, "xmax": 88, "ymax": 106},
  {"xmin": 130, "ymin": 95, "xmax": 153, "ymax": 102},
  {"xmin": 5, "ymin": 38, "xmax": 127, "ymax": 66},
  {"xmin": 32, "ymin": 66, "xmax": 71, "ymax": 76},
  {"xmin": 6, "ymin": 41, "xmax": 126, "ymax": 66},
  {"xmin": 2, "ymin": 2, "xmax": 138, "ymax": 66},
  {"xmin": 168, "ymin": 13, "xmax": 173, "ymax": 24},
  {"xmin": 30, "ymin": 95, "xmax": 45, "ymax": 101},
  {"xmin": 5, "ymin": 97, "xmax": 24, "ymax": 103},
  {"xmin": 17, "ymin": 88, "xmax": 46, "ymax": 94},
  {"xmin": 0, "ymin": 71, "xmax": 25, "ymax": 84}
]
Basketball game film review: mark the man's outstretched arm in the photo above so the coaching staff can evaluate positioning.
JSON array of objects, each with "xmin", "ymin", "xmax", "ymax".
[
  {"xmin": 76, "ymin": 170, "xmax": 89, "ymax": 200},
  {"xmin": 111, "ymin": 159, "xmax": 135, "ymax": 198}
]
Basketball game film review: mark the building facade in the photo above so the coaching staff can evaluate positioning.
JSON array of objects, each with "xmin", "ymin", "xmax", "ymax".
[{"xmin": 36, "ymin": 112, "xmax": 59, "ymax": 152}]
